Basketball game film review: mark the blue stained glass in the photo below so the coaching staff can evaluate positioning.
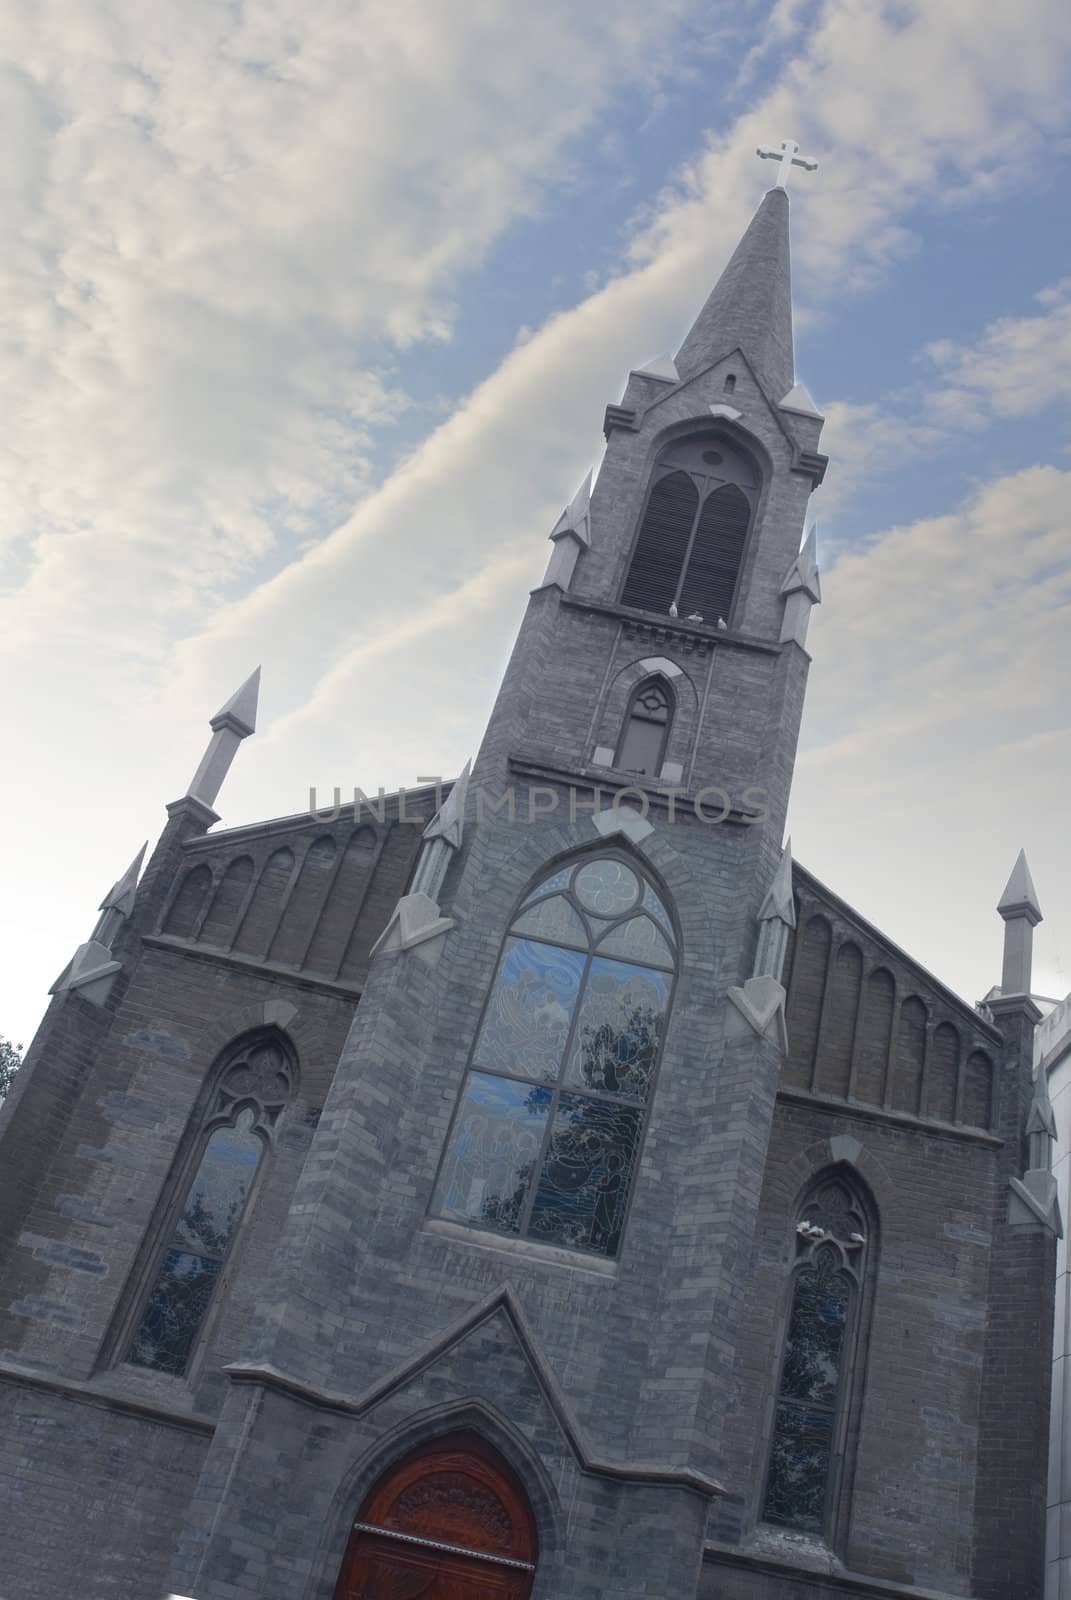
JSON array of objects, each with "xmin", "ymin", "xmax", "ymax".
[
  {"xmin": 474, "ymin": 938, "xmax": 584, "ymax": 1082},
  {"xmin": 764, "ymin": 1401, "xmax": 834, "ymax": 1532},
  {"xmin": 520, "ymin": 868, "xmax": 571, "ymax": 906},
  {"xmin": 596, "ymin": 914, "xmax": 675, "ymax": 969},
  {"xmin": 567, "ymin": 958, "xmax": 669, "ymax": 1101},
  {"xmin": 642, "ymin": 881, "xmax": 675, "ymax": 942},
  {"xmin": 433, "ymin": 1072, "xmax": 551, "ymax": 1233},
  {"xmin": 529, "ymin": 1093, "xmax": 642, "ymax": 1256},
  {"xmin": 174, "ymin": 1122, "xmax": 260, "ymax": 1257},
  {"xmin": 128, "ymin": 1249, "xmax": 221, "ymax": 1376},
  {"xmin": 511, "ymin": 895, "xmax": 588, "ymax": 949},
  {"xmin": 763, "ymin": 1246, "xmax": 854, "ymax": 1532}
]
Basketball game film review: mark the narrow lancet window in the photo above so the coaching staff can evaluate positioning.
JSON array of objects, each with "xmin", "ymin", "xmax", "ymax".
[
  {"xmin": 616, "ymin": 678, "xmax": 672, "ymax": 777},
  {"xmin": 432, "ymin": 856, "xmax": 677, "ymax": 1259},
  {"xmin": 762, "ymin": 1174, "xmax": 874, "ymax": 1540},
  {"xmin": 125, "ymin": 1031, "xmax": 294, "ymax": 1377},
  {"xmin": 621, "ymin": 433, "xmax": 758, "ymax": 623}
]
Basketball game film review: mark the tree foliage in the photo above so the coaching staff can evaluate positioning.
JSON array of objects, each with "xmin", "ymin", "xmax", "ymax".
[{"xmin": 0, "ymin": 1037, "xmax": 22, "ymax": 1100}]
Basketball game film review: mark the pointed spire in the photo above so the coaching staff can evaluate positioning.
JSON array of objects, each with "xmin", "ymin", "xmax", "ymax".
[
  {"xmin": 51, "ymin": 841, "xmax": 148, "ymax": 1005},
  {"xmin": 780, "ymin": 527, "xmax": 821, "ymax": 603},
  {"xmin": 543, "ymin": 473, "xmax": 593, "ymax": 591},
  {"xmin": 1027, "ymin": 1066, "xmax": 1057, "ymax": 1145},
  {"xmin": 211, "ymin": 666, "xmax": 260, "ymax": 737},
  {"xmin": 779, "ymin": 527, "xmax": 821, "ymax": 647},
  {"xmin": 632, "ymin": 352, "xmax": 679, "ymax": 384},
  {"xmin": 99, "ymin": 843, "xmax": 147, "ymax": 919},
  {"xmin": 752, "ymin": 840, "xmax": 796, "ymax": 982},
  {"xmin": 549, "ymin": 472, "xmax": 592, "ymax": 547},
  {"xmin": 758, "ymin": 838, "xmax": 796, "ymax": 927},
  {"xmin": 997, "ymin": 849, "xmax": 1042, "ymax": 997},
  {"xmin": 187, "ymin": 668, "xmax": 261, "ymax": 809},
  {"xmin": 423, "ymin": 760, "xmax": 472, "ymax": 850},
  {"xmin": 675, "ymin": 186, "xmax": 794, "ymax": 400},
  {"xmin": 998, "ymin": 848, "xmax": 1042, "ymax": 924},
  {"xmin": 780, "ymin": 381, "xmax": 823, "ymax": 419}
]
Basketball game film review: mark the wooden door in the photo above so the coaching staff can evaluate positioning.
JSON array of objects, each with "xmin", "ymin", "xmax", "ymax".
[{"xmin": 333, "ymin": 1437, "xmax": 537, "ymax": 1600}]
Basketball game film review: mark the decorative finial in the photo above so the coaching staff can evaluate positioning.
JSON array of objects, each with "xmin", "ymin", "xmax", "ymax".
[
  {"xmin": 50, "ymin": 841, "xmax": 149, "ymax": 1005},
  {"xmin": 186, "ymin": 667, "xmax": 262, "ymax": 809},
  {"xmin": 756, "ymin": 139, "xmax": 818, "ymax": 189},
  {"xmin": 997, "ymin": 848, "xmax": 1042, "ymax": 997}
]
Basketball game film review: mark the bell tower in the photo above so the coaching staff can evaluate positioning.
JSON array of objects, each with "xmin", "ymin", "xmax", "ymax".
[{"xmin": 166, "ymin": 159, "xmax": 831, "ymax": 1600}]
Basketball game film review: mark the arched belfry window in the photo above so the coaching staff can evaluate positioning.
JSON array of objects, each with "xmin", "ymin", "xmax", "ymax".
[
  {"xmin": 124, "ymin": 1030, "xmax": 295, "ymax": 1377},
  {"xmin": 432, "ymin": 855, "xmax": 677, "ymax": 1259},
  {"xmin": 616, "ymin": 676, "xmax": 673, "ymax": 777},
  {"xmin": 762, "ymin": 1173, "xmax": 875, "ymax": 1541},
  {"xmin": 621, "ymin": 433, "xmax": 758, "ymax": 624}
]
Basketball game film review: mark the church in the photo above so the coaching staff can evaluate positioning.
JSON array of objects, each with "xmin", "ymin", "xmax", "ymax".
[{"xmin": 0, "ymin": 150, "xmax": 1057, "ymax": 1600}]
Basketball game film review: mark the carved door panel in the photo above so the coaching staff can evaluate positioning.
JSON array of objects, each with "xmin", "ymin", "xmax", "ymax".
[
  {"xmin": 337, "ymin": 1538, "xmax": 528, "ymax": 1598},
  {"xmin": 332, "ymin": 1438, "xmax": 536, "ymax": 1600}
]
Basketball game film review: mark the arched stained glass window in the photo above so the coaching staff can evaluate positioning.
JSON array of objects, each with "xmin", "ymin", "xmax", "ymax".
[
  {"xmin": 621, "ymin": 434, "xmax": 758, "ymax": 624},
  {"xmin": 762, "ymin": 1174, "xmax": 874, "ymax": 1541},
  {"xmin": 125, "ymin": 1032, "xmax": 294, "ymax": 1377},
  {"xmin": 432, "ymin": 856, "xmax": 676, "ymax": 1259},
  {"xmin": 616, "ymin": 677, "xmax": 673, "ymax": 777}
]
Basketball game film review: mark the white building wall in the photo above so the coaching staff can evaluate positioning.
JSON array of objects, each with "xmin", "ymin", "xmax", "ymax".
[{"xmin": 1043, "ymin": 993, "xmax": 1071, "ymax": 1600}]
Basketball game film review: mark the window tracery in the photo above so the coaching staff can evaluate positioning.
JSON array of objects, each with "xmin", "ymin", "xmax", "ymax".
[
  {"xmin": 762, "ymin": 1173, "xmax": 874, "ymax": 1540},
  {"xmin": 125, "ymin": 1031, "xmax": 294, "ymax": 1377},
  {"xmin": 432, "ymin": 855, "xmax": 676, "ymax": 1259}
]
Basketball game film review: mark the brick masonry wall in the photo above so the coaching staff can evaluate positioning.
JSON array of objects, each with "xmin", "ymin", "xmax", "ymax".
[{"xmin": 0, "ymin": 1377, "xmax": 208, "ymax": 1600}]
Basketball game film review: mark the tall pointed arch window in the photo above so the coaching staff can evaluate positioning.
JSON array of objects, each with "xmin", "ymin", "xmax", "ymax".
[
  {"xmin": 762, "ymin": 1173, "xmax": 875, "ymax": 1541},
  {"xmin": 124, "ymin": 1031, "xmax": 294, "ymax": 1377},
  {"xmin": 621, "ymin": 433, "xmax": 758, "ymax": 624},
  {"xmin": 432, "ymin": 856, "xmax": 677, "ymax": 1259},
  {"xmin": 616, "ymin": 677, "xmax": 673, "ymax": 777}
]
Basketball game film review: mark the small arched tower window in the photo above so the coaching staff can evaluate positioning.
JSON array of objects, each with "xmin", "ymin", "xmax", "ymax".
[
  {"xmin": 762, "ymin": 1171, "xmax": 876, "ymax": 1543},
  {"xmin": 621, "ymin": 432, "xmax": 758, "ymax": 625},
  {"xmin": 124, "ymin": 1030, "xmax": 295, "ymax": 1378},
  {"xmin": 616, "ymin": 676, "xmax": 673, "ymax": 777},
  {"xmin": 432, "ymin": 854, "xmax": 677, "ymax": 1259}
]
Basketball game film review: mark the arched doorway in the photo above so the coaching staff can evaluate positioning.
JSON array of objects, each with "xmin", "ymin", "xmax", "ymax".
[{"xmin": 333, "ymin": 1433, "xmax": 538, "ymax": 1598}]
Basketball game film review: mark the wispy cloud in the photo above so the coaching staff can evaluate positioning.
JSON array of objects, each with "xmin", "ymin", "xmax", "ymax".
[{"xmin": 4, "ymin": 0, "xmax": 1071, "ymax": 1041}]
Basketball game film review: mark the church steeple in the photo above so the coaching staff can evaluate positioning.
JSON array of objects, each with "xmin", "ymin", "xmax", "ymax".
[{"xmin": 674, "ymin": 185, "xmax": 795, "ymax": 401}]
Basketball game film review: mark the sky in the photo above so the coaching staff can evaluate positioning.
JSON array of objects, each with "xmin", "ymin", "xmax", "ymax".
[{"xmin": 2, "ymin": 0, "xmax": 1071, "ymax": 1049}]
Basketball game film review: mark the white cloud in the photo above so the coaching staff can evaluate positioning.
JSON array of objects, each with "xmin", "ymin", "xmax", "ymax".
[
  {"xmin": 792, "ymin": 463, "xmax": 1071, "ymax": 1004},
  {"xmin": 5, "ymin": 0, "xmax": 1071, "ymax": 1041},
  {"xmin": 923, "ymin": 278, "xmax": 1071, "ymax": 424}
]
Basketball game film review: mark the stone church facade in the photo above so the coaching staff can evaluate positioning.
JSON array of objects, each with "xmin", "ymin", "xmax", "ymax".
[{"xmin": 0, "ymin": 181, "xmax": 1056, "ymax": 1600}]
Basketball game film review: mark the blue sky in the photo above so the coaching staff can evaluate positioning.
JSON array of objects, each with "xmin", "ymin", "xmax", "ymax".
[{"xmin": 2, "ymin": 0, "xmax": 1071, "ymax": 1047}]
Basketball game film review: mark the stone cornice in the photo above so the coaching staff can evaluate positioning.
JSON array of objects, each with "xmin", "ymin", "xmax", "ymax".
[
  {"xmin": 0, "ymin": 1360, "xmax": 215, "ymax": 1436},
  {"xmin": 777, "ymin": 1087, "xmax": 1003, "ymax": 1148},
  {"xmin": 141, "ymin": 934, "xmax": 363, "ymax": 1001},
  {"xmin": 705, "ymin": 1544, "xmax": 967, "ymax": 1600},
  {"xmin": 558, "ymin": 593, "xmax": 782, "ymax": 657},
  {"xmin": 505, "ymin": 755, "xmax": 764, "ymax": 829}
]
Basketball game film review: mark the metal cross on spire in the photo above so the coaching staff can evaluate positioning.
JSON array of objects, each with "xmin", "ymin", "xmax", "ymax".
[{"xmin": 756, "ymin": 138, "xmax": 818, "ymax": 188}]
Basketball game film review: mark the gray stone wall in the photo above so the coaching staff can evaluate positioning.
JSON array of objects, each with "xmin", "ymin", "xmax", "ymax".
[{"xmin": 0, "ymin": 1376, "xmax": 208, "ymax": 1600}]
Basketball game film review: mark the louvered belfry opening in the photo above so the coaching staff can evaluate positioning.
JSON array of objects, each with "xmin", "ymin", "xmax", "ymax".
[{"xmin": 621, "ymin": 432, "xmax": 758, "ymax": 625}]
